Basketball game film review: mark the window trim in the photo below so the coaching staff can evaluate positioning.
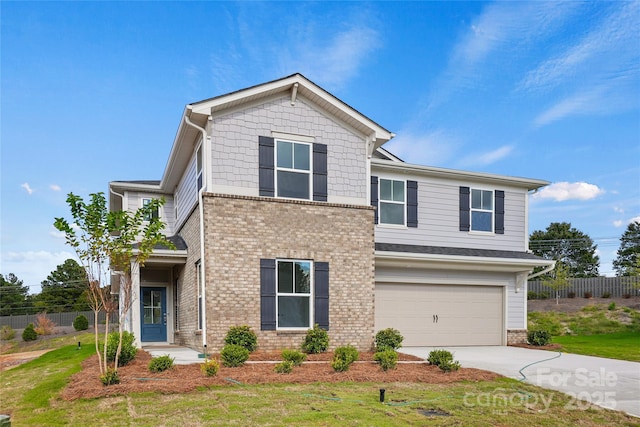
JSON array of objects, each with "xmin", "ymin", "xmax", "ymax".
[
  {"xmin": 274, "ymin": 139, "xmax": 313, "ymax": 200},
  {"xmin": 275, "ymin": 259, "xmax": 313, "ymax": 331},
  {"xmin": 196, "ymin": 144, "xmax": 203, "ymax": 191},
  {"xmin": 378, "ymin": 178, "xmax": 407, "ymax": 227},
  {"xmin": 470, "ymin": 188, "xmax": 494, "ymax": 233}
]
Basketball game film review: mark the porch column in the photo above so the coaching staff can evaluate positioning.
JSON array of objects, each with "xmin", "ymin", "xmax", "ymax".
[{"xmin": 130, "ymin": 261, "xmax": 141, "ymax": 347}]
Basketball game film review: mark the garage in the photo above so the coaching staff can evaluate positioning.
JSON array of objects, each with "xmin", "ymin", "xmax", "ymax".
[{"xmin": 375, "ymin": 283, "xmax": 504, "ymax": 346}]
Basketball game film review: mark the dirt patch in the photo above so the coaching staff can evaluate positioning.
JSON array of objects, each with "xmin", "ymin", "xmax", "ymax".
[
  {"xmin": 0, "ymin": 350, "xmax": 53, "ymax": 372},
  {"xmin": 528, "ymin": 296, "xmax": 640, "ymax": 313},
  {"xmin": 60, "ymin": 350, "xmax": 499, "ymax": 401}
]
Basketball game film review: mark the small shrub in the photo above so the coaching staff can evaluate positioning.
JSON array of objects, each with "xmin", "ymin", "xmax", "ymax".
[
  {"xmin": 0, "ymin": 325, "xmax": 16, "ymax": 340},
  {"xmin": 34, "ymin": 313, "xmax": 56, "ymax": 335},
  {"xmin": 201, "ymin": 359, "xmax": 220, "ymax": 376},
  {"xmin": 302, "ymin": 324, "xmax": 329, "ymax": 354},
  {"xmin": 73, "ymin": 315, "xmax": 89, "ymax": 331},
  {"xmin": 331, "ymin": 345, "xmax": 359, "ymax": 372},
  {"xmin": 106, "ymin": 331, "xmax": 137, "ymax": 366},
  {"xmin": 374, "ymin": 349, "xmax": 398, "ymax": 371},
  {"xmin": 221, "ymin": 344, "xmax": 250, "ymax": 367},
  {"xmin": 623, "ymin": 293, "xmax": 631, "ymax": 299},
  {"xmin": 427, "ymin": 349, "xmax": 460, "ymax": 372},
  {"xmin": 224, "ymin": 325, "xmax": 258, "ymax": 352},
  {"xmin": 148, "ymin": 355, "xmax": 174, "ymax": 373},
  {"xmin": 375, "ymin": 328, "xmax": 404, "ymax": 351},
  {"xmin": 601, "ymin": 292, "xmax": 611, "ymax": 298},
  {"xmin": 608, "ymin": 302, "xmax": 616, "ymax": 311},
  {"xmin": 567, "ymin": 291, "xmax": 576, "ymax": 299},
  {"xmin": 528, "ymin": 329, "xmax": 551, "ymax": 346},
  {"xmin": 281, "ymin": 349, "xmax": 306, "ymax": 366},
  {"xmin": 22, "ymin": 323, "xmax": 37, "ymax": 341},
  {"xmin": 274, "ymin": 360, "xmax": 294, "ymax": 374},
  {"xmin": 584, "ymin": 291, "xmax": 593, "ymax": 299},
  {"xmin": 100, "ymin": 368, "xmax": 120, "ymax": 386}
]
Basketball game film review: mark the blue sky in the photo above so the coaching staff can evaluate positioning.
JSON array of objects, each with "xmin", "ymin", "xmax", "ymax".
[{"xmin": 1, "ymin": 1, "xmax": 639, "ymax": 293}]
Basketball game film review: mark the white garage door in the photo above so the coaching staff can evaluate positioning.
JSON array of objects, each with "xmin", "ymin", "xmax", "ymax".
[{"xmin": 375, "ymin": 283, "xmax": 504, "ymax": 346}]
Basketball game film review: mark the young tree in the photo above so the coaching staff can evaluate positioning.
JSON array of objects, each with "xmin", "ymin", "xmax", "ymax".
[
  {"xmin": 35, "ymin": 259, "xmax": 91, "ymax": 312},
  {"xmin": 529, "ymin": 222, "xmax": 600, "ymax": 278},
  {"xmin": 54, "ymin": 192, "xmax": 173, "ymax": 379},
  {"xmin": 613, "ymin": 221, "xmax": 640, "ymax": 277},
  {"xmin": 542, "ymin": 263, "xmax": 571, "ymax": 305},
  {"xmin": 0, "ymin": 273, "xmax": 31, "ymax": 316}
]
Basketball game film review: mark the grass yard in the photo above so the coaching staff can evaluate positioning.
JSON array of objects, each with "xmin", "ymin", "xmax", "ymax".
[
  {"xmin": 1, "ymin": 341, "xmax": 639, "ymax": 426},
  {"xmin": 552, "ymin": 332, "xmax": 640, "ymax": 362}
]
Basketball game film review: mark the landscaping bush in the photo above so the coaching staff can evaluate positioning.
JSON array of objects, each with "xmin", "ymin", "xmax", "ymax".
[
  {"xmin": 0, "ymin": 325, "xmax": 15, "ymax": 340},
  {"xmin": 375, "ymin": 328, "xmax": 404, "ymax": 351},
  {"xmin": 221, "ymin": 344, "xmax": 250, "ymax": 367},
  {"xmin": 201, "ymin": 359, "xmax": 220, "ymax": 376},
  {"xmin": 281, "ymin": 349, "xmax": 306, "ymax": 366},
  {"xmin": 274, "ymin": 360, "xmax": 294, "ymax": 374},
  {"xmin": 100, "ymin": 368, "xmax": 120, "ymax": 386},
  {"xmin": 224, "ymin": 325, "xmax": 258, "ymax": 352},
  {"xmin": 149, "ymin": 355, "xmax": 174, "ymax": 373},
  {"xmin": 427, "ymin": 349, "xmax": 460, "ymax": 372},
  {"xmin": 567, "ymin": 291, "xmax": 576, "ymax": 299},
  {"xmin": 584, "ymin": 291, "xmax": 593, "ymax": 299},
  {"xmin": 602, "ymin": 292, "xmax": 611, "ymax": 298},
  {"xmin": 527, "ymin": 329, "xmax": 551, "ymax": 346},
  {"xmin": 22, "ymin": 323, "xmax": 37, "ymax": 341},
  {"xmin": 623, "ymin": 293, "xmax": 631, "ymax": 299},
  {"xmin": 106, "ymin": 331, "xmax": 137, "ymax": 366},
  {"xmin": 73, "ymin": 314, "xmax": 89, "ymax": 331},
  {"xmin": 608, "ymin": 302, "xmax": 616, "ymax": 311},
  {"xmin": 374, "ymin": 349, "xmax": 398, "ymax": 371},
  {"xmin": 331, "ymin": 345, "xmax": 359, "ymax": 372},
  {"xmin": 302, "ymin": 324, "xmax": 329, "ymax": 354},
  {"xmin": 34, "ymin": 313, "xmax": 56, "ymax": 335}
]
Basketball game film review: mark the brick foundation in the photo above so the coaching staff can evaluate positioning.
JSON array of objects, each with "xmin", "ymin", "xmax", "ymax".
[{"xmin": 507, "ymin": 329, "xmax": 528, "ymax": 345}]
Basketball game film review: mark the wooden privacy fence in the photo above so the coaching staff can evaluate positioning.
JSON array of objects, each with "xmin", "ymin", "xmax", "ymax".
[
  {"xmin": 528, "ymin": 276, "xmax": 640, "ymax": 299},
  {"xmin": 0, "ymin": 310, "xmax": 118, "ymax": 330}
]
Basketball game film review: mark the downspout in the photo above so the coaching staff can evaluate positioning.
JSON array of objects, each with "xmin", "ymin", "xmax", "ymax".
[{"xmin": 184, "ymin": 108, "xmax": 209, "ymax": 349}]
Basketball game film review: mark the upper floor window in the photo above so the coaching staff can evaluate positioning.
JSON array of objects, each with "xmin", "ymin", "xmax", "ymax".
[
  {"xmin": 196, "ymin": 145, "xmax": 203, "ymax": 191},
  {"xmin": 471, "ymin": 189, "xmax": 494, "ymax": 232},
  {"xmin": 379, "ymin": 178, "xmax": 405, "ymax": 225},
  {"xmin": 142, "ymin": 198, "xmax": 160, "ymax": 221},
  {"xmin": 276, "ymin": 259, "xmax": 312, "ymax": 329},
  {"xmin": 276, "ymin": 140, "xmax": 311, "ymax": 199}
]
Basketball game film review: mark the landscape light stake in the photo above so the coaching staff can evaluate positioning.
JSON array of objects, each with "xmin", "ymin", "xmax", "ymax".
[{"xmin": 379, "ymin": 388, "xmax": 386, "ymax": 403}]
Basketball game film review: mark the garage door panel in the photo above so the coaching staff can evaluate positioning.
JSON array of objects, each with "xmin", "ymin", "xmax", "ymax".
[{"xmin": 375, "ymin": 283, "xmax": 503, "ymax": 346}]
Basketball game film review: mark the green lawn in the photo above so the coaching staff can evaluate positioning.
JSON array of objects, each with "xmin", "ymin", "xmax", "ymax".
[
  {"xmin": 2, "ymin": 342, "xmax": 638, "ymax": 426},
  {"xmin": 552, "ymin": 332, "xmax": 640, "ymax": 362}
]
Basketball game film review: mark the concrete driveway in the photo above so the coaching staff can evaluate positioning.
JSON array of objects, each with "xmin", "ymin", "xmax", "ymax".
[{"xmin": 401, "ymin": 346, "xmax": 640, "ymax": 418}]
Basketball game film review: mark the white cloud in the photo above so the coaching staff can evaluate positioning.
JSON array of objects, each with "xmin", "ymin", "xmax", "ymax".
[
  {"xmin": 50, "ymin": 184, "xmax": 61, "ymax": 192},
  {"xmin": 613, "ymin": 220, "xmax": 624, "ymax": 227},
  {"xmin": 21, "ymin": 183, "xmax": 34, "ymax": 195},
  {"xmin": 458, "ymin": 145, "xmax": 513, "ymax": 168},
  {"xmin": 532, "ymin": 181, "xmax": 604, "ymax": 202},
  {"xmin": 629, "ymin": 216, "xmax": 640, "ymax": 225}
]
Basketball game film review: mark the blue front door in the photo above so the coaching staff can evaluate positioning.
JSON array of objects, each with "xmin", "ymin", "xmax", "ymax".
[{"xmin": 141, "ymin": 287, "xmax": 167, "ymax": 342}]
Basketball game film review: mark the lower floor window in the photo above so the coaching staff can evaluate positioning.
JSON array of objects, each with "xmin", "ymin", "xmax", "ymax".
[{"xmin": 277, "ymin": 260, "xmax": 312, "ymax": 328}]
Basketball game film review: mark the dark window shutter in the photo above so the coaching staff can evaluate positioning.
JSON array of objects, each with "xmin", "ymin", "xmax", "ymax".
[
  {"xmin": 407, "ymin": 180, "xmax": 418, "ymax": 228},
  {"xmin": 314, "ymin": 262, "xmax": 329, "ymax": 330},
  {"xmin": 371, "ymin": 176, "xmax": 379, "ymax": 224},
  {"xmin": 495, "ymin": 190, "xmax": 505, "ymax": 234},
  {"xmin": 258, "ymin": 136, "xmax": 275, "ymax": 197},
  {"xmin": 459, "ymin": 186, "xmax": 470, "ymax": 231},
  {"xmin": 260, "ymin": 259, "xmax": 276, "ymax": 330},
  {"xmin": 313, "ymin": 143, "xmax": 328, "ymax": 201}
]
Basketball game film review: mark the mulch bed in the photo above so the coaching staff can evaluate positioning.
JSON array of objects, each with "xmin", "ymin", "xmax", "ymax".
[{"xmin": 60, "ymin": 350, "xmax": 500, "ymax": 401}]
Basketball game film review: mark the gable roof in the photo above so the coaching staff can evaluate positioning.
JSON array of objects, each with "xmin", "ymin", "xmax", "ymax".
[{"xmin": 160, "ymin": 73, "xmax": 395, "ymax": 191}]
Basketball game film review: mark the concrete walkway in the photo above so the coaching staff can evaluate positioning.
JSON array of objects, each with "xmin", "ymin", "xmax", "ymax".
[
  {"xmin": 401, "ymin": 346, "xmax": 640, "ymax": 418},
  {"xmin": 143, "ymin": 345, "xmax": 203, "ymax": 364}
]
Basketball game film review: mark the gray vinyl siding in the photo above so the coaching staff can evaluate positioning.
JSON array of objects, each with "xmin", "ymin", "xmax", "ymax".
[
  {"xmin": 208, "ymin": 95, "xmax": 368, "ymax": 204},
  {"xmin": 374, "ymin": 172, "xmax": 529, "ymax": 253},
  {"xmin": 125, "ymin": 191, "xmax": 176, "ymax": 235},
  {"xmin": 175, "ymin": 153, "xmax": 198, "ymax": 231}
]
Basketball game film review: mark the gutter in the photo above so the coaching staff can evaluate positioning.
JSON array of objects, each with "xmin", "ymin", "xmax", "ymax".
[
  {"xmin": 184, "ymin": 107, "xmax": 209, "ymax": 349},
  {"xmin": 526, "ymin": 261, "xmax": 556, "ymax": 280}
]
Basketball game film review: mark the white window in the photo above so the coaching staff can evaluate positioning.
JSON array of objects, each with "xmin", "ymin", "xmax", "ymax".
[
  {"xmin": 142, "ymin": 198, "xmax": 160, "ymax": 221},
  {"xmin": 275, "ymin": 140, "xmax": 311, "ymax": 200},
  {"xmin": 196, "ymin": 261, "xmax": 203, "ymax": 330},
  {"xmin": 379, "ymin": 179, "xmax": 405, "ymax": 225},
  {"xmin": 276, "ymin": 259, "xmax": 312, "ymax": 329},
  {"xmin": 196, "ymin": 145, "xmax": 203, "ymax": 191},
  {"xmin": 471, "ymin": 189, "xmax": 494, "ymax": 232}
]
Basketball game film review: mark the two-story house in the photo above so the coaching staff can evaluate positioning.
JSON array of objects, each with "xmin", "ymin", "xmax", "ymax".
[{"xmin": 109, "ymin": 74, "xmax": 553, "ymax": 352}]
